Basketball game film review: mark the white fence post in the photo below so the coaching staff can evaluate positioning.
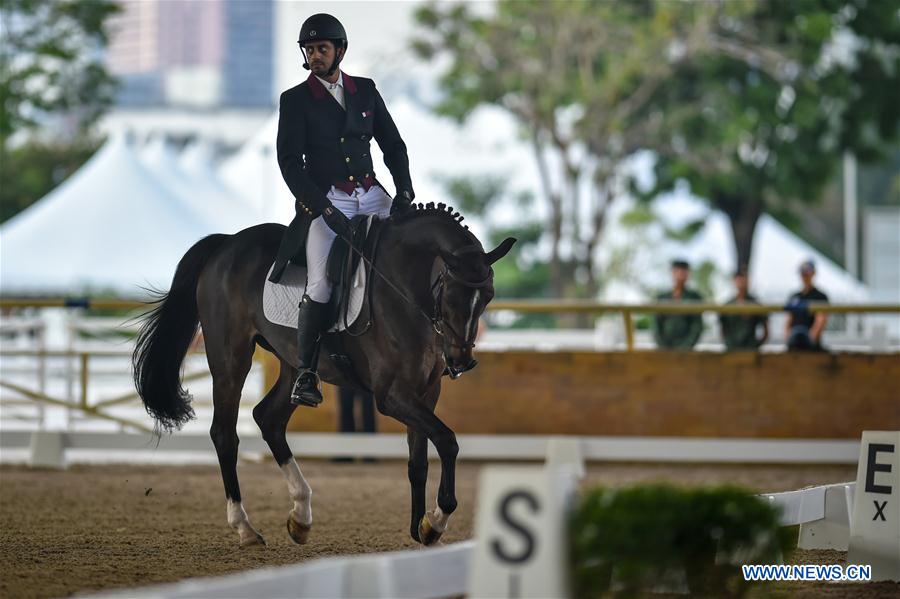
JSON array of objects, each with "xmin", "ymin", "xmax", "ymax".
[{"xmin": 798, "ymin": 482, "xmax": 855, "ymax": 550}]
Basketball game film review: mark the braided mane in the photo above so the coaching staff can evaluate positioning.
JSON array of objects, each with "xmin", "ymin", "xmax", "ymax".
[{"xmin": 392, "ymin": 201, "xmax": 479, "ymax": 245}]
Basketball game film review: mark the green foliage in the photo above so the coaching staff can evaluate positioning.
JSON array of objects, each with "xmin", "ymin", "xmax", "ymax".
[
  {"xmin": 413, "ymin": 1, "xmax": 683, "ymax": 300},
  {"xmin": 569, "ymin": 484, "xmax": 794, "ymax": 597},
  {"xmin": 639, "ymin": 0, "xmax": 900, "ymax": 267},
  {"xmin": 619, "ymin": 205, "xmax": 656, "ymax": 229},
  {"xmin": 438, "ymin": 173, "xmax": 556, "ymax": 326},
  {"xmin": 693, "ymin": 260, "xmax": 717, "ymax": 300},
  {"xmin": 0, "ymin": 0, "xmax": 120, "ymax": 144},
  {"xmin": 663, "ymin": 218, "xmax": 707, "ymax": 243},
  {"xmin": 0, "ymin": 136, "xmax": 100, "ymax": 222},
  {"xmin": 417, "ymin": 0, "xmax": 900, "ymax": 290},
  {"xmin": 434, "ymin": 174, "xmax": 505, "ymax": 217}
]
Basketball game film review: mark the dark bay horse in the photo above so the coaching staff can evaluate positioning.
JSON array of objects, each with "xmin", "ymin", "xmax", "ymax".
[{"xmin": 133, "ymin": 202, "xmax": 515, "ymax": 547}]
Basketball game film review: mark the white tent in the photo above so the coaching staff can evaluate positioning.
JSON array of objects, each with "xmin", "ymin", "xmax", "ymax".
[
  {"xmin": 218, "ymin": 113, "xmax": 294, "ymax": 224},
  {"xmin": 141, "ymin": 137, "xmax": 259, "ymax": 233},
  {"xmin": 0, "ymin": 133, "xmax": 219, "ymax": 295}
]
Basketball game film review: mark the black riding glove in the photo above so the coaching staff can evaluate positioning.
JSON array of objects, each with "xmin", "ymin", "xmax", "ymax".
[
  {"xmin": 390, "ymin": 190, "xmax": 414, "ymax": 216},
  {"xmin": 322, "ymin": 204, "xmax": 352, "ymax": 240}
]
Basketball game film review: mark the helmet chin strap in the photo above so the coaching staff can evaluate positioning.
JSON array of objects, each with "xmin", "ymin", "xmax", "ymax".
[
  {"xmin": 300, "ymin": 47, "xmax": 310, "ymax": 70},
  {"xmin": 326, "ymin": 45, "xmax": 345, "ymax": 77}
]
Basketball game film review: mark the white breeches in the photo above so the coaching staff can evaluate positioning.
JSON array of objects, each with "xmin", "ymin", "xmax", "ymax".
[{"xmin": 305, "ymin": 184, "xmax": 392, "ymax": 303}]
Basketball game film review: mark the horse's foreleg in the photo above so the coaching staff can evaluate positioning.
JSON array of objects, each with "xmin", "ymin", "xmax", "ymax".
[
  {"xmin": 407, "ymin": 428, "xmax": 428, "ymax": 542},
  {"xmin": 253, "ymin": 359, "xmax": 312, "ymax": 545},
  {"xmin": 380, "ymin": 397, "xmax": 458, "ymax": 546}
]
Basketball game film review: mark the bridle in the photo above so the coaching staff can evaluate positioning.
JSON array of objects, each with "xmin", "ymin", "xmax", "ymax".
[
  {"xmin": 332, "ymin": 226, "xmax": 491, "ymax": 377},
  {"xmin": 431, "ymin": 262, "xmax": 492, "ymax": 348}
]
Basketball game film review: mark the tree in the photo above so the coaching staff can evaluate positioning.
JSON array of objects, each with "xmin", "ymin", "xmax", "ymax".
[
  {"xmin": 0, "ymin": 0, "xmax": 119, "ymax": 221},
  {"xmin": 0, "ymin": 0, "xmax": 120, "ymax": 144},
  {"xmin": 438, "ymin": 173, "xmax": 554, "ymax": 326},
  {"xmin": 0, "ymin": 137, "xmax": 100, "ymax": 222},
  {"xmin": 412, "ymin": 1, "xmax": 691, "ymax": 300},
  {"xmin": 639, "ymin": 0, "xmax": 900, "ymax": 269}
]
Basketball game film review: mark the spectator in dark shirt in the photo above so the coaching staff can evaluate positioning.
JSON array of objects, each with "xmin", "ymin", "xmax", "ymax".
[
  {"xmin": 785, "ymin": 259, "xmax": 829, "ymax": 351},
  {"xmin": 720, "ymin": 265, "xmax": 768, "ymax": 350},
  {"xmin": 653, "ymin": 259, "xmax": 704, "ymax": 349}
]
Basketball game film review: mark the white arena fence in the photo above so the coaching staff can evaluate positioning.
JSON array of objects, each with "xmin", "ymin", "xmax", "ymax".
[
  {"xmin": 0, "ymin": 430, "xmax": 861, "ymax": 467},
  {"xmin": 83, "ymin": 435, "xmax": 871, "ymax": 599}
]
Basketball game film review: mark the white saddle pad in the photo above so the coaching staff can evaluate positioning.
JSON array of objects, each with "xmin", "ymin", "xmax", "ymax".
[{"xmin": 263, "ymin": 248, "xmax": 368, "ymax": 332}]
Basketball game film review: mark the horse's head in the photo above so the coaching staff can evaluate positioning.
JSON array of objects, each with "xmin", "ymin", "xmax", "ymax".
[{"xmin": 433, "ymin": 237, "xmax": 516, "ymax": 378}]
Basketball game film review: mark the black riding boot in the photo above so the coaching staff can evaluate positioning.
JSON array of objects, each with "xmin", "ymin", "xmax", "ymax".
[{"xmin": 291, "ymin": 294, "xmax": 328, "ymax": 407}]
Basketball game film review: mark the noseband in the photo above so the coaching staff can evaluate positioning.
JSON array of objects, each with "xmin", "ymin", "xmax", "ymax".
[{"xmin": 431, "ymin": 264, "xmax": 493, "ymax": 355}]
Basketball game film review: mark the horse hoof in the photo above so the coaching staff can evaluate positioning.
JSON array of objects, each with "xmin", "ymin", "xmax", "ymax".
[
  {"xmin": 287, "ymin": 517, "xmax": 312, "ymax": 545},
  {"xmin": 418, "ymin": 513, "xmax": 444, "ymax": 546},
  {"xmin": 240, "ymin": 531, "xmax": 267, "ymax": 548}
]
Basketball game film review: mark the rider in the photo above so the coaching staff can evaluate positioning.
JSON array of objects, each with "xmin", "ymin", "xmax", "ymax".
[{"xmin": 269, "ymin": 13, "xmax": 415, "ymax": 407}]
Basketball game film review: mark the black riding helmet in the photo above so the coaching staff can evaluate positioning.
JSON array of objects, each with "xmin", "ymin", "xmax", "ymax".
[{"xmin": 298, "ymin": 13, "xmax": 348, "ymax": 77}]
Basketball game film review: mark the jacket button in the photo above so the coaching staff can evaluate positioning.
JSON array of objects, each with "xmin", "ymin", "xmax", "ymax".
[
  {"xmin": 360, "ymin": 135, "xmax": 366, "ymax": 140},
  {"xmin": 345, "ymin": 157, "xmax": 350, "ymax": 163},
  {"xmin": 340, "ymin": 137, "xmax": 345, "ymax": 143},
  {"xmin": 349, "ymin": 175, "xmax": 354, "ymax": 181}
]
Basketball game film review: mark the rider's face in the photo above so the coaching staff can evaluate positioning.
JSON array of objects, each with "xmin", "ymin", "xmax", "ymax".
[{"xmin": 304, "ymin": 41, "xmax": 341, "ymax": 76}]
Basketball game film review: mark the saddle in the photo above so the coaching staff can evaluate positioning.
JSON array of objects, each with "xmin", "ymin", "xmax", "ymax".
[
  {"xmin": 262, "ymin": 215, "xmax": 383, "ymax": 333},
  {"xmin": 325, "ymin": 214, "xmax": 382, "ymax": 329}
]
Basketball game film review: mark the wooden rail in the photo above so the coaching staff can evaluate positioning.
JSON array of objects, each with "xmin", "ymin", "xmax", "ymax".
[{"xmin": 3, "ymin": 298, "xmax": 898, "ymax": 354}]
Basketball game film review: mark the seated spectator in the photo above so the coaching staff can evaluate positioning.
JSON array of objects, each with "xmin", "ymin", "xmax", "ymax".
[
  {"xmin": 653, "ymin": 259, "xmax": 704, "ymax": 349},
  {"xmin": 785, "ymin": 259, "xmax": 829, "ymax": 351},
  {"xmin": 720, "ymin": 265, "xmax": 768, "ymax": 351}
]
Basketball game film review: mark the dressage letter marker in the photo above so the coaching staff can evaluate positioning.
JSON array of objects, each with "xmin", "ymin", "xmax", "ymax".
[
  {"xmin": 848, "ymin": 431, "xmax": 900, "ymax": 581},
  {"xmin": 470, "ymin": 466, "xmax": 575, "ymax": 598}
]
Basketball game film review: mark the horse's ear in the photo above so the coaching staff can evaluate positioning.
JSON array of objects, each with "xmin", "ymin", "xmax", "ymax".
[{"xmin": 485, "ymin": 237, "xmax": 517, "ymax": 265}]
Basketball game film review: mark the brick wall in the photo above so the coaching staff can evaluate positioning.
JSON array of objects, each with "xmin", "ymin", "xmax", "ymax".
[{"xmin": 282, "ymin": 351, "xmax": 900, "ymax": 439}]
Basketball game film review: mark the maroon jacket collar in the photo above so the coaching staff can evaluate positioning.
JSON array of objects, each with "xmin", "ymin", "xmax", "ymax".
[{"xmin": 307, "ymin": 72, "xmax": 357, "ymax": 100}]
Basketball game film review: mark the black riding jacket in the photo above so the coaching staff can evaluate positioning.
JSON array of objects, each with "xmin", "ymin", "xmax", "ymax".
[
  {"xmin": 269, "ymin": 72, "xmax": 413, "ymax": 282},
  {"xmin": 276, "ymin": 72, "xmax": 413, "ymax": 217}
]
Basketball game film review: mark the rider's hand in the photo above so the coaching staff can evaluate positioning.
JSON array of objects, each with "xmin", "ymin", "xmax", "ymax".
[
  {"xmin": 322, "ymin": 204, "xmax": 352, "ymax": 240},
  {"xmin": 390, "ymin": 190, "xmax": 414, "ymax": 216}
]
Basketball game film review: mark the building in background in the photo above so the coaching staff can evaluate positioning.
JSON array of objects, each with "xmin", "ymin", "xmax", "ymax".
[
  {"xmin": 101, "ymin": 0, "xmax": 274, "ymax": 146},
  {"xmin": 106, "ymin": 0, "xmax": 272, "ymax": 108}
]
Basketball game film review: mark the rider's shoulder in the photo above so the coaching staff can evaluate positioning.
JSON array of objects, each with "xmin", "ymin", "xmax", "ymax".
[
  {"xmin": 280, "ymin": 82, "xmax": 311, "ymax": 102},
  {"xmin": 348, "ymin": 75, "xmax": 376, "ymax": 91}
]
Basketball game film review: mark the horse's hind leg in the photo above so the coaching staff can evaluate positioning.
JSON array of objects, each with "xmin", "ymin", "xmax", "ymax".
[
  {"xmin": 206, "ymin": 332, "xmax": 265, "ymax": 547},
  {"xmin": 252, "ymin": 356, "xmax": 312, "ymax": 544}
]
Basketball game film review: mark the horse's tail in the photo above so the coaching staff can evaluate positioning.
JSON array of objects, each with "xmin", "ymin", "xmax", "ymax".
[{"xmin": 133, "ymin": 234, "xmax": 228, "ymax": 433}]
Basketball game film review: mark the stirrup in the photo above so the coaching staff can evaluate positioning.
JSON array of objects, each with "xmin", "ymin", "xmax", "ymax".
[{"xmin": 290, "ymin": 369, "xmax": 323, "ymax": 407}]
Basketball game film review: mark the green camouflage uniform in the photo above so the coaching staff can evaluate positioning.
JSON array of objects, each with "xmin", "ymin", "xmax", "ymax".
[
  {"xmin": 652, "ymin": 289, "xmax": 704, "ymax": 349},
  {"xmin": 719, "ymin": 295, "xmax": 766, "ymax": 350}
]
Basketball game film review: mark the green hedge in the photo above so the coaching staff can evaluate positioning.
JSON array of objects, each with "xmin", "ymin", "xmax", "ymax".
[{"xmin": 569, "ymin": 484, "xmax": 794, "ymax": 597}]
